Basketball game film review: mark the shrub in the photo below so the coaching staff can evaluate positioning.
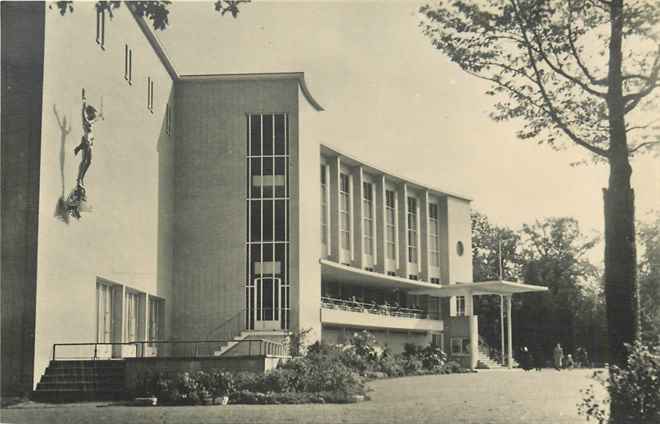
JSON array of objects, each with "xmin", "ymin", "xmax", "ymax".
[
  {"xmin": 578, "ymin": 342, "xmax": 660, "ymax": 424},
  {"xmin": 378, "ymin": 354, "xmax": 406, "ymax": 377}
]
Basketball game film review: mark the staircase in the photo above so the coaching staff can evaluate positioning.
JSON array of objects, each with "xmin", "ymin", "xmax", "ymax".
[
  {"xmin": 32, "ymin": 360, "xmax": 125, "ymax": 402},
  {"xmin": 476, "ymin": 354, "xmax": 504, "ymax": 369}
]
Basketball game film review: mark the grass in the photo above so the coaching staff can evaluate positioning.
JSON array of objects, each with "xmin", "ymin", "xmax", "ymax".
[{"xmin": 1, "ymin": 369, "xmax": 605, "ymax": 424}]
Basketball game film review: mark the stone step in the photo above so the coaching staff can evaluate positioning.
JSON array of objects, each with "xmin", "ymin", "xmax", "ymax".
[{"xmin": 32, "ymin": 389, "xmax": 124, "ymax": 403}]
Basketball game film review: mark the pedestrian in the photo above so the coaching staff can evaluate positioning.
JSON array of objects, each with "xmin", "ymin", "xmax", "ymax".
[
  {"xmin": 520, "ymin": 346, "xmax": 533, "ymax": 371},
  {"xmin": 553, "ymin": 343, "xmax": 564, "ymax": 370},
  {"xmin": 565, "ymin": 353, "xmax": 575, "ymax": 369}
]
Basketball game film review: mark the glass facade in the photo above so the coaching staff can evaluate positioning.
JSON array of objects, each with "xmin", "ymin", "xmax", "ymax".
[{"xmin": 246, "ymin": 113, "xmax": 290, "ymax": 330}]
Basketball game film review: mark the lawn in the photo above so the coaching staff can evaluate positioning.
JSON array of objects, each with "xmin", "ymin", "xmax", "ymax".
[{"xmin": 1, "ymin": 369, "xmax": 605, "ymax": 424}]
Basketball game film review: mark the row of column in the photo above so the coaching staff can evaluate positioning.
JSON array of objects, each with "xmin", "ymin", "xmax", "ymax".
[{"xmin": 325, "ymin": 155, "xmax": 447, "ymax": 281}]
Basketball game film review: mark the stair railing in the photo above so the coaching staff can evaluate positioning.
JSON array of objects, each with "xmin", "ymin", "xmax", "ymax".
[{"xmin": 205, "ymin": 308, "xmax": 246, "ymax": 341}]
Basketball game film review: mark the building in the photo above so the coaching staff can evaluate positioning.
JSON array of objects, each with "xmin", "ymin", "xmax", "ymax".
[{"xmin": 1, "ymin": 2, "xmax": 546, "ymax": 397}]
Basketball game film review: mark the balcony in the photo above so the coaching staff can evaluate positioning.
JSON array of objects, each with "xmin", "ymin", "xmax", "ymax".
[{"xmin": 321, "ymin": 297, "xmax": 443, "ymax": 333}]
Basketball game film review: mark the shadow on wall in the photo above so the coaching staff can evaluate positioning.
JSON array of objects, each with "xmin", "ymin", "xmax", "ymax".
[{"xmin": 52, "ymin": 104, "xmax": 72, "ymax": 223}]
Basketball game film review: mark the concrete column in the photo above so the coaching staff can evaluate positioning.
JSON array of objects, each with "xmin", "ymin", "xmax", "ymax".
[
  {"xmin": 500, "ymin": 295, "xmax": 505, "ymax": 366},
  {"xmin": 506, "ymin": 295, "xmax": 513, "ymax": 369}
]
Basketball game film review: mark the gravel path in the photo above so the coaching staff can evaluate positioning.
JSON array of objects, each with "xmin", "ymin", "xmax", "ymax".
[{"xmin": 1, "ymin": 369, "xmax": 605, "ymax": 424}]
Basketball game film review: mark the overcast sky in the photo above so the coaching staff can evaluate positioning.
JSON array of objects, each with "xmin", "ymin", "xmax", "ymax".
[{"xmin": 157, "ymin": 1, "xmax": 659, "ymax": 257}]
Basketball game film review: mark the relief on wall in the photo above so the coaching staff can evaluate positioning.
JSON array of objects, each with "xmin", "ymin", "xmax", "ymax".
[{"xmin": 55, "ymin": 89, "xmax": 103, "ymax": 222}]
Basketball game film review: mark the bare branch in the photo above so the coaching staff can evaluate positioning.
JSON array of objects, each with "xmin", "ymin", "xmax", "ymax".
[
  {"xmin": 522, "ymin": 6, "xmax": 608, "ymax": 99},
  {"xmin": 567, "ymin": 0, "xmax": 607, "ymax": 86},
  {"xmin": 623, "ymin": 47, "xmax": 660, "ymax": 113},
  {"xmin": 510, "ymin": 0, "xmax": 610, "ymax": 158},
  {"xmin": 628, "ymin": 141, "xmax": 660, "ymax": 154}
]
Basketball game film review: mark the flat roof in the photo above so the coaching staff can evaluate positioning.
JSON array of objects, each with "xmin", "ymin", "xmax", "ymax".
[
  {"xmin": 177, "ymin": 72, "xmax": 324, "ymax": 112},
  {"xmin": 411, "ymin": 280, "xmax": 548, "ymax": 296},
  {"xmin": 321, "ymin": 144, "xmax": 473, "ymax": 202}
]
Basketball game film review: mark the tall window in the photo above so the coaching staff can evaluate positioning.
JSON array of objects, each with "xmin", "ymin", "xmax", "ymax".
[
  {"xmin": 96, "ymin": 282, "xmax": 113, "ymax": 343},
  {"xmin": 456, "ymin": 296, "xmax": 466, "ymax": 316},
  {"xmin": 339, "ymin": 173, "xmax": 351, "ymax": 251},
  {"xmin": 362, "ymin": 182, "xmax": 374, "ymax": 256},
  {"xmin": 125, "ymin": 291, "xmax": 141, "ymax": 343},
  {"xmin": 429, "ymin": 203, "xmax": 441, "ymax": 267},
  {"xmin": 96, "ymin": 6, "xmax": 106, "ymax": 48},
  {"xmin": 124, "ymin": 44, "xmax": 133, "ymax": 85},
  {"xmin": 320, "ymin": 164, "xmax": 328, "ymax": 250},
  {"xmin": 148, "ymin": 297, "xmax": 163, "ymax": 342},
  {"xmin": 147, "ymin": 77, "xmax": 155, "ymax": 113},
  {"xmin": 385, "ymin": 190, "xmax": 396, "ymax": 260},
  {"xmin": 246, "ymin": 113, "xmax": 290, "ymax": 330},
  {"xmin": 407, "ymin": 197, "xmax": 418, "ymax": 263}
]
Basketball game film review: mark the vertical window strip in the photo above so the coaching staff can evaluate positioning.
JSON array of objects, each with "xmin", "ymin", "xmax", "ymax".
[
  {"xmin": 407, "ymin": 197, "xmax": 418, "ymax": 264},
  {"xmin": 100, "ymin": 8, "xmax": 105, "ymax": 48},
  {"xmin": 339, "ymin": 173, "xmax": 351, "ymax": 251},
  {"xmin": 124, "ymin": 44, "xmax": 128, "ymax": 80},
  {"xmin": 150, "ymin": 79, "xmax": 154, "ymax": 113},
  {"xmin": 96, "ymin": 9, "xmax": 101, "ymax": 45},
  {"xmin": 429, "ymin": 203, "xmax": 440, "ymax": 267},
  {"xmin": 385, "ymin": 190, "xmax": 396, "ymax": 260},
  {"xmin": 128, "ymin": 48, "xmax": 133, "ymax": 84},
  {"xmin": 363, "ymin": 182, "xmax": 374, "ymax": 256}
]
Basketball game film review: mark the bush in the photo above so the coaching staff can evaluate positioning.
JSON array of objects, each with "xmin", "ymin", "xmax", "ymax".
[{"xmin": 578, "ymin": 342, "xmax": 660, "ymax": 424}]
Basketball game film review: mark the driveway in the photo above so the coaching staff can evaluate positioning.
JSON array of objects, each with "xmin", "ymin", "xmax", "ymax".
[{"xmin": 1, "ymin": 369, "xmax": 605, "ymax": 424}]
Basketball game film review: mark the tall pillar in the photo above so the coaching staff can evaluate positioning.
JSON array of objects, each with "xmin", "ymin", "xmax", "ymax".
[
  {"xmin": 506, "ymin": 295, "xmax": 513, "ymax": 369},
  {"xmin": 500, "ymin": 295, "xmax": 505, "ymax": 366}
]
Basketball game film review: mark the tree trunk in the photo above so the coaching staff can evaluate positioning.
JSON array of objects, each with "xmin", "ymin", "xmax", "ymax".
[
  {"xmin": 604, "ymin": 0, "xmax": 640, "ymax": 370},
  {"xmin": 605, "ymin": 2, "xmax": 641, "ymax": 422}
]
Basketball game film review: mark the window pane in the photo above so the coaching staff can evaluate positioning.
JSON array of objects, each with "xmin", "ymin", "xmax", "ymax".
[
  {"xmin": 263, "ymin": 115, "xmax": 273, "ymax": 155},
  {"xmin": 250, "ymin": 115, "xmax": 261, "ymax": 156},
  {"xmin": 274, "ymin": 114, "xmax": 285, "ymax": 155},
  {"xmin": 275, "ymin": 200, "xmax": 285, "ymax": 241},
  {"xmin": 250, "ymin": 200, "xmax": 261, "ymax": 242},
  {"xmin": 263, "ymin": 200, "xmax": 274, "ymax": 241},
  {"xmin": 250, "ymin": 158, "xmax": 261, "ymax": 198}
]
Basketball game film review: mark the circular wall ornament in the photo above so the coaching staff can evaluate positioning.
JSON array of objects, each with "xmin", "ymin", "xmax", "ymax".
[{"xmin": 456, "ymin": 241, "xmax": 464, "ymax": 256}]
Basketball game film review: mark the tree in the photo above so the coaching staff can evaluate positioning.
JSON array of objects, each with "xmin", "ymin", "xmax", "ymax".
[
  {"xmin": 50, "ymin": 0, "xmax": 248, "ymax": 30},
  {"xmin": 517, "ymin": 217, "xmax": 604, "ymax": 362},
  {"xmin": 471, "ymin": 211, "xmax": 521, "ymax": 354},
  {"xmin": 420, "ymin": 0, "xmax": 660, "ymax": 371},
  {"xmin": 638, "ymin": 213, "xmax": 660, "ymax": 345}
]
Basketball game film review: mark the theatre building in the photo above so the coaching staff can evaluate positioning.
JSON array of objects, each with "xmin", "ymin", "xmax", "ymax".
[{"xmin": 1, "ymin": 2, "xmax": 546, "ymax": 399}]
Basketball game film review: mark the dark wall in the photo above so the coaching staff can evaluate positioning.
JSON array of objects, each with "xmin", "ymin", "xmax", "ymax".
[{"xmin": 1, "ymin": 2, "xmax": 45, "ymax": 396}]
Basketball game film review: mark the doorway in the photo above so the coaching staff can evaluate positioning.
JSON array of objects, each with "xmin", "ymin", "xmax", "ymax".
[{"xmin": 253, "ymin": 277, "xmax": 281, "ymax": 331}]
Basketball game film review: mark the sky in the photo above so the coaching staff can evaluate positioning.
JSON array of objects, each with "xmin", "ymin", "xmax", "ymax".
[{"xmin": 157, "ymin": 1, "xmax": 659, "ymax": 259}]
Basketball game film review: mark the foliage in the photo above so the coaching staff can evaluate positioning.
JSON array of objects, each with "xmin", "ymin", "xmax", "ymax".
[
  {"xmin": 49, "ymin": 0, "xmax": 247, "ymax": 31},
  {"xmin": 419, "ymin": 0, "xmax": 660, "ymax": 161},
  {"xmin": 471, "ymin": 211, "xmax": 607, "ymax": 363},
  {"xmin": 578, "ymin": 342, "xmax": 660, "ymax": 424},
  {"xmin": 638, "ymin": 213, "xmax": 660, "ymax": 345},
  {"xmin": 136, "ymin": 331, "xmax": 470, "ymax": 405}
]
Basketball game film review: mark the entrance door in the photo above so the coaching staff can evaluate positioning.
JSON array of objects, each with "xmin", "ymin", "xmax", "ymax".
[
  {"xmin": 96, "ymin": 282, "xmax": 114, "ymax": 358},
  {"xmin": 253, "ymin": 277, "xmax": 281, "ymax": 331}
]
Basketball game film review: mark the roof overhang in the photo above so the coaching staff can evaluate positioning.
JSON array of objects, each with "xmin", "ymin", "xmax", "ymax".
[
  {"xmin": 321, "ymin": 260, "xmax": 444, "ymax": 292},
  {"xmin": 320, "ymin": 145, "xmax": 472, "ymax": 202},
  {"xmin": 411, "ymin": 280, "xmax": 549, "ymax": 297},
  {"xmin": 177, "ymin": 72, "xmax": 324, "ymax": 111}
]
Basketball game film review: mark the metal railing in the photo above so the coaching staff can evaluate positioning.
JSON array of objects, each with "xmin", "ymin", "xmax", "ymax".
[
  {"xmin": 52, "ymin": 338, "xmax": 287, "ymax": 361},
  {"xmin": 321, "ymin": 296, "xmax": 435, "ymax": 319}
]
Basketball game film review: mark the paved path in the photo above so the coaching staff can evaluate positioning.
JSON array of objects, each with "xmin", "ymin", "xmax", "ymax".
[{"xmin": 1, "ymin": 369, "xmax": 605, "ymax": 424}]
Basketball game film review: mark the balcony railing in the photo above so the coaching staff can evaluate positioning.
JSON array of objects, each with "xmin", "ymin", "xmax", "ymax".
[
  {"xmin": 321, "ymin": 296, "xmax": 436, "ymax": 320},
  {"xmin": 51, "ymin": 339, "xmax": 287, "ymax": 361}
]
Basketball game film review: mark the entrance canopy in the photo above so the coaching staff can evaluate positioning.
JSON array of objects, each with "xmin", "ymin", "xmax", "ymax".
[{"xmin": 410, "ymin": 280, "xmax": 548, "ymax": 297}]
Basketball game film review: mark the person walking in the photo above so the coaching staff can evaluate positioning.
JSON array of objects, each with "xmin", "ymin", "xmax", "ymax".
[{"xmin": 553, "ymin": 343, "xmax": 564, "ymax": 370}]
